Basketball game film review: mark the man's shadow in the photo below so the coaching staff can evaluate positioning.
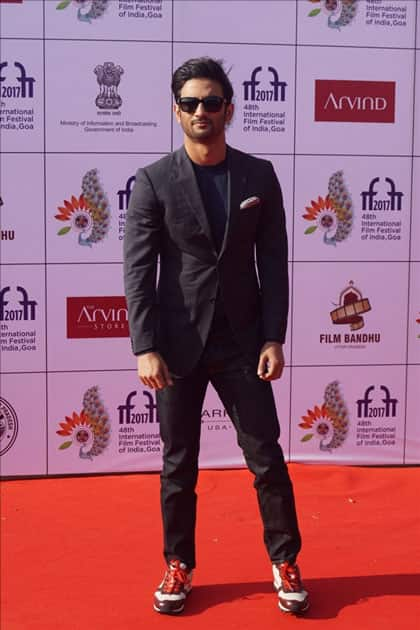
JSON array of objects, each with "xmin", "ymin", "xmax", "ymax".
[{"xmin": 182, "ymin": 574, "xmax": 420, "ymax": 618}]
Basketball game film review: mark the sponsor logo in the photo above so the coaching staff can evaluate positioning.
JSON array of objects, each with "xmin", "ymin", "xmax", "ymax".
[
  {"xmin": 315, "ymin": 80, "xmax": 395, "ymax": 123},
  {"xmin": 355, "ymin": 385, "xmax": 398, "ymax": 447},
  {"xmin": 0, "ymin": 285, "xmax": 37, "ymax": 322},
  {"xmin": 365, "ymin": 0, "xmax": 407, "ymax": 28},
  {"xmin": 57, "ymin": 385, "xmax": 110, "ymax": 460},
  {"xmin": 117, "ymin": 175, "xmax": 135, "ymax": 211},
  {"xmin": 0, "ymin": 397, "xmax": 18, "ymax": 457},
  {"xmin": 330, "ymin": 280, "xmax": 371, "ymax": 331},
  {"xmin": 94, "ymin": 62, "xmax": 124, "ymax": 110},
  {"xmin": 56, "ymin": 0, "xmax": 109, "ymax": 23},
  {"xmin": 303, "ymin": 170, "xmax": 353, "ymax": 246},
  {"xmin": 299, "ymin": 380, "xmax": 349, "ymax": 452},
  {"xmin": 117, "ymin": 390, "xmax": 160, "ymax": 455},
  {"xmin": 0, "ymin": 286, "xmax": 38, "ymax": 353},
  {"xmin": 356, "ymin": 385, "xmax": 398, "ymax": 419},
  {"xmin": 243, "ymin": 66, "xmax": 287, "ymax": 103},
  {"xmin": 201, "ymin": 406, "xmax": 231, "ymax": 432},
  {"xmin": 0, "ymin": 61, "xmax": 35, "ymax": 99},
  {"xmin": 361, "ymin": 177, "xmax": 403, "ymax": 213},
  {"xmin": 242, "ymin": 66, "xmax": 287, "ymax": 135},
  {"xmin": 360, "ymin": 176, "xmax": 403, "ymax": 242},
  {"xmin": 67, "ymin": 296, "xmax": 128, "ymax": 338},
  {"xmin": 55, "ymin": 169, "xmax": 110, "ymax": 248},
  {"xmin": 307, "ymin": 0, "xmax": 358, "ymax": 30},
  {"xmin": 118, "ymin": 390, "xmax": 158, "ymax": 424},
  {"xmin": 319, "ymin": 280, "xmax": 382, "ymax": 347},
  {"xmin": 0, "ymin": 196, "xmax": 15, "ymax": 241},
  {"xmin": 117, "ymin": 174, "xmax": 135, "ymax": 240}
]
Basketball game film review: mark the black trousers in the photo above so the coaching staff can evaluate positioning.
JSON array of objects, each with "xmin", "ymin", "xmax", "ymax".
[{"xmin": 156, "ymin": 329, "xmax": 302, "ymax": 569}]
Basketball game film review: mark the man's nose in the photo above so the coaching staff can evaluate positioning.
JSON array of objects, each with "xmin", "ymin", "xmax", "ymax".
[{"xmin": 194, "ymin": 101, "xmax": 206, "ymax": 115}]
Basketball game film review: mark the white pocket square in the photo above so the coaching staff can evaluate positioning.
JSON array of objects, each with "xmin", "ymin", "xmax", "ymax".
[{"xmin": 240, "ymin": 196, "xmax": 260, "ymax": 210}]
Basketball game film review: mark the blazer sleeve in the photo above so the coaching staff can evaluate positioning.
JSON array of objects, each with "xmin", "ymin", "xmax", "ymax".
[
  {"xmin": 255, "ymin": 161, "xmax": 289, "ymax": 345},
  {"xmin": 123, "ymin": 167, "xmax": 163, "ymax": 355}
]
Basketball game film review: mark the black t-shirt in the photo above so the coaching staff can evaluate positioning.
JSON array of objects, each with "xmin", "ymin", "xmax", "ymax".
[{"xmin": 192, "ymin": 158, "xmax": 228, "ymax": 253}]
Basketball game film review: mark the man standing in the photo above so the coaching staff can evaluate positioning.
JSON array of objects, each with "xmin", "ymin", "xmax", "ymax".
[{"xmin": 123, "ymin": 57, "xmax": 308, "ymax": 616}]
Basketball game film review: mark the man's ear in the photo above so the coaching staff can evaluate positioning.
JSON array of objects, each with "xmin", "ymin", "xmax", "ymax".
[
  {"xmin": 225, "ymin": 102, "xmax": 234, "ymax": 125},
  {"xmin": 173, "ymin": 102, "xmax": 181, "ymax": 124}
]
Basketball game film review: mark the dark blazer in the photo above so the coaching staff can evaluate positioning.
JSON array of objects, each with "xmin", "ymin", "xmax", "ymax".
[{"xmin": 123, "ymin": 145, "xmax": 289, "ymax": 376}]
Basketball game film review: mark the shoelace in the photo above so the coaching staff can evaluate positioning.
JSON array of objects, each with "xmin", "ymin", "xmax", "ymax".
[
  {"xmin": 280, "ymin": 563, "xmax": 302, "ymax": 592},
  {"xmin": 162, "ymin": 563, "xmax": 189, "ymax": 594}
]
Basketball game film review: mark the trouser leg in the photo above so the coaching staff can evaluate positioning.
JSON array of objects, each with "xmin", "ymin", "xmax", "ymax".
[
  {"xmin": 211, "ymin": 359, "xmax": 302, "ymax": 563},
  {"xmin": 157, "ymin": 367, "xmax": 208, "ymax": 569}
]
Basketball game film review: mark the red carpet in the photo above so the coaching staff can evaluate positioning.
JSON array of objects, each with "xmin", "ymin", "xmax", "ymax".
[{"xmin": 1, "ymin": 464, "xmax": 420, "ymax": 629}]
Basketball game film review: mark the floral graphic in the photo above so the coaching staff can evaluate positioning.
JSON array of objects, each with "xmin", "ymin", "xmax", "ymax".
[
  {"xmin": 57, "ymin": 386, "xmax": 111, "ymax": 460},
  {"xmin": 303, "ymin": 170, "xmax": 353, "ymax": 246},
  {"xmin": 56, "ymin": 0, "xmax": 109, "ymax": 23},
  {"xmin": 307, "ymin": 0, "xmax": 358, "ymax": 30},
  {"xmin": 55, "ymin": 169, "xmax": 111, "ymax": 247},
  {"xmin": 299, "ymin": 381, "xmax": 349, "ymax": 452}
]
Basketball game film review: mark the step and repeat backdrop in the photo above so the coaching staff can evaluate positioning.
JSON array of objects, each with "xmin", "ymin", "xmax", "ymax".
[{"xmin": 1, "ymin": 0, "xmax": 419, "ymax": 477}]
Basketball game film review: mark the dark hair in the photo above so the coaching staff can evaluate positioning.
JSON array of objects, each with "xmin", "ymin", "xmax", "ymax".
[{"xmin": 171, "ymin": 57, "xmax": 234, "ymax": 103}]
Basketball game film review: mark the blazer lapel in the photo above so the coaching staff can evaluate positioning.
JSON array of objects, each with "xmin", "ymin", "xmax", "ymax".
[
  {"xmin": 172, "ymin": 147, "xmax": 215, "ymax": 252},
  {"xmin": 219, "ymin": 147, "xmax": 249, "ymax": 258}
]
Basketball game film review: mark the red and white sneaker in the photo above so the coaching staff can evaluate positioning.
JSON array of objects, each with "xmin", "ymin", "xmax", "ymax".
[
  {"xmin": 272, "ymin": 561, "xmax": 309, "ymax": 614},
  {"xmin": 153, "ymin": 560, "xmax": 193, "ymax": 615}
]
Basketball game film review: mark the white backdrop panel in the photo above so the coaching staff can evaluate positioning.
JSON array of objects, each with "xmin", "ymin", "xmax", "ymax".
[
  {"xmin": 408, "ymin": 262, "xmax": 420, "ymax": 365},
  {"xmin": 46, "ymin": 263, "xmax": 132, "ymax": 372},
  {"xmin": 406, "ymin": 366, "xmax": 420, "ymax": 464},
  {"xmin": 44, "ymin": 40, "xmax": 172, "ymax": 153},
  {"xmin": 173, "ymin": 0, "xmax": 296, "ymax": 44},
  {"xmin": 290, "ymin": 365, "xmax": 406, "ymax": 465},
  {"xmin": 297, "ymin": 0, "xmax": 416, "ymax": 48},
  {"xmin": 1, "ymin": 265, "xmax": 46, "ymax": 373},
  {"xmin": 0, "ymin": 38, "xmax": 44, "ymax": 152},
  {"xmin": 173, "ymin": 42, "xmax": 296, "ymax": 155},
  {"xmin": 295, "ymin": 45, "xmax": 414, "ymax": 156},
  {"xmin": 293, "ymin": 155, "xmax": 411, "ymax": 262},
  {"xmin": 45, "ymin": 153, "xmax": 165, "ymax": 263},
  {"xmin": 0, "ymin": 153, "xmax": 45, "ymax": 264},
  {"xmin": 0, "ymin": 373, "xmax": 47, "ymax": 477},
  {"xmin": 44, "ymin": 0, "xmax": 172, "ymax": 41},
  {"xmin": 292, "ymin": 261, "xmax": 409, "ymax": 366},
  {"xmin": 0, "ymin": 0, "xmax": 43, "ymax": 39}
]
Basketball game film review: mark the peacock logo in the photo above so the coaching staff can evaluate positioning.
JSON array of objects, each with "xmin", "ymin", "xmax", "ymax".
[
  {"xmin": 303, "ymin": 170, "xmax": 353, "ymax": 246},
  {"xmin": 56, "ymin": 0, "xmax": 109, "ymax": 23},
  {"xmin": 55, "ymin": 169, "xmax": 111, "ymax": 248},
  {"xmin": 299, "ymin": 381, "xmax": 349, "ymax": 452},
  {"xmin": 57, "ymin": 386, "xmax": 111, "ymax": 460},
  {"xmin": 307, "ymin": 0, "xmax": 358, "ymax": 30}
]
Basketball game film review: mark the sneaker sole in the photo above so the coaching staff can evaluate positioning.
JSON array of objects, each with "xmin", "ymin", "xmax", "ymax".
[
  {"xmin": 278, "ymin": 600, "xmax": 310, "ymax": 615},
  {"xmin": 153, "ymin": 603, "xmax": 185, "ymax": 615}
]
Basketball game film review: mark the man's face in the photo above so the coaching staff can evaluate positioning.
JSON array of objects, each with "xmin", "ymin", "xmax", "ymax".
[{"xmin": 174, "ymin": 78, "xmax": 234, "ymax": 143}]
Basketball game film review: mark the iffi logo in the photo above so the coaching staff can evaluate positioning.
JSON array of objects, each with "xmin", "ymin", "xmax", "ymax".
[
  {"xmin": 118, "ymin": 391, "xmax": 158, "ymax": 424},
  {"xmin": 0, "ymin": 286, "xmax": 37, "ymax": 322},
  {"xmin": 0, "ymin": 62, "xmax": 35, "ymax": 98},
  {"xmin": 117, "ymin": 175, "xmax": 136, "ymax": 211},
  {"xmin": 356, "ymin": 386, "xmax": 398, "ymax": 419},
  {"xmin": 243, "ymin": 67, "xmax": 287, "ymax": 103},
  {"xmin": 361, "ymin": 177, "xmax": 403, "ymax": 212}
]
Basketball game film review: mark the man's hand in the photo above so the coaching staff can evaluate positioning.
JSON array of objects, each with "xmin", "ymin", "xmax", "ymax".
[
  {"xmin": 257, "ymin": 342, "xmax": 285, "ymax": 381},
  {"xmin": 137, "ymin": 352, "xmax": 174, "ymax": 390}
]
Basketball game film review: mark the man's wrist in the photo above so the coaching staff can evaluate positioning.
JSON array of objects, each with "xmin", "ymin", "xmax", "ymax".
[{"xmin": 135, "ymin": 348, "xmax": 156, "ymax": 357}]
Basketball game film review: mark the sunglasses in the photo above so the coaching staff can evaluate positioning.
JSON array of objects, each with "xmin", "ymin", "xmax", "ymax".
[{"xmin": 177, "ymin": 96, "xmax": 227, "ymax": 114}]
